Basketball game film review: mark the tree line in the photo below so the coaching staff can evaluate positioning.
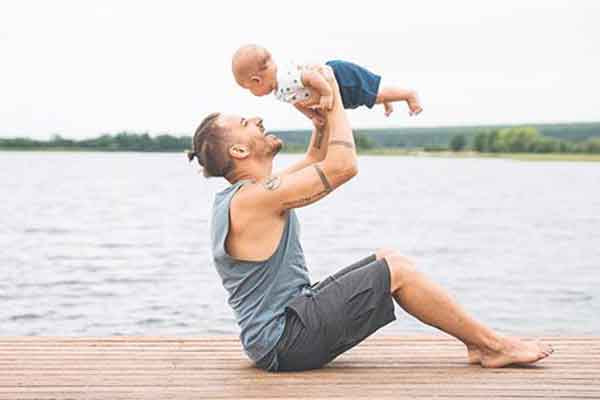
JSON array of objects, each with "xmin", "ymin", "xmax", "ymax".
[
  {"xmin": 277, "ymin": 122, "xmax": 600, "ymax": 149},
  {"xmin": 0, "ymin": 131, "xmax": 377, "ymax": 152},
  {"xmin": 0, "ymin": 133, "xmax": 190, "ymax": 151},
  {"xmin": 2, "ymin": 123, "xmax": 600, "ymax": 154},
  {"xmin": 448, "ymin": 127, "xmax": 600, "ymax": 154}
]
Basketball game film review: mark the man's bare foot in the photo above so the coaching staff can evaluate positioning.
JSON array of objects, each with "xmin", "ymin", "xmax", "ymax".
[
  {"xmin": 466, "ymin": 343, "xmax": 482, "ymax": 364},
  {"xmin": 384, "ymin": 102, "xmax": 393, "ymax": 117},
  {"xmin": 479, "ymin": 337, "xmax": 554, "ymax": 368}
]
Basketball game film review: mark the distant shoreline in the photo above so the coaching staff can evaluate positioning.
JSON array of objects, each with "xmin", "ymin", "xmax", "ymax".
[{"xmin": 2, "ymin": 147, "xmax": 599, "ymax": 161}]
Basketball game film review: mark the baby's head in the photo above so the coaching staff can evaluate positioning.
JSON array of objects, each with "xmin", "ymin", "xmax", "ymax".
[{"xmin": 232, "ymin": 44, "xmax": 277, "ymax": 97}]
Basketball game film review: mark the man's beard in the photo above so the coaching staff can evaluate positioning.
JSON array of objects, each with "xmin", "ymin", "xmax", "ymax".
[{"xmin": 267, "ymin": 134, "xmax": 283, "ymax": 156}]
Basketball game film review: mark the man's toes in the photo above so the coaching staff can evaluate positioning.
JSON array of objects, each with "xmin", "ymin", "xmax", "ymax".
[
  {"xmin": 539, "ymin": 347, "xmax": 553, "ymax": 358},
  {"xmin": 541, "ymin": 343, "xmax": 553, "ymax": 353}
]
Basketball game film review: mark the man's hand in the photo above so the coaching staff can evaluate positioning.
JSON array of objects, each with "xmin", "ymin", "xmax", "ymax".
[
  {"xmin": 311, "ymin": 108, "xmax": 325, "ymax": 127},
  {"xmin": 319, "ymin": 94, "xmax": 334, "ymax": 111},
  {"xmin": 294, "ymin": 103, "xmax": 325, "ymax": 127}
]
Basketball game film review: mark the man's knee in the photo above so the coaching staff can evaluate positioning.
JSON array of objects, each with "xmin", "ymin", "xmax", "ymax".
[
  {"xmin": 375, "ymin": 247, "xmax": 397, "ymax": 260},
  {"xmin": 381, "ymin": 252, "xmax": 417, "ymax": 294}
]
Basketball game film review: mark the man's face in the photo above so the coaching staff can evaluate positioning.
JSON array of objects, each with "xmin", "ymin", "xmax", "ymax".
[{"xmin": 218, "ymin": 114, "xmax": 283, "ymax": 158}]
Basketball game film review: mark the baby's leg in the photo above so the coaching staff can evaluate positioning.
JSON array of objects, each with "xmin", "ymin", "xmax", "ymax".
[{"xmin": 375, "ymin": 85, "xmax": 422, "ymax": 117}]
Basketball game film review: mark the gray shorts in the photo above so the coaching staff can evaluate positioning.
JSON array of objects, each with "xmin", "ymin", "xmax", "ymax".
[{"xmin": 274, "ymin": 254, "xmax": 396, "ymax": 372}]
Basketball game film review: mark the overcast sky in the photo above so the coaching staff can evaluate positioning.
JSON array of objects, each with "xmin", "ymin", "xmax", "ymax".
[{"xmin": 1, "ymin": 0, "xmax": 599, "ymax": 139}]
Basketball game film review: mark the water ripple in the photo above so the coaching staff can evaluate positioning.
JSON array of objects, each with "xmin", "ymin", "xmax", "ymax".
[
  {"xmin": 2, "ymin": 153, "xmax": 599, "ymax": 335},
  {"xmin": 137, "ymin": 318, "xmax": 165, "ymax": 326},
  {"xmin": 17, "ymin": 280, "xmax": 93, "ymax": 288},
  {"xmin": 9, "ymin": 313, "xmax": 45, "ymax": 321}
]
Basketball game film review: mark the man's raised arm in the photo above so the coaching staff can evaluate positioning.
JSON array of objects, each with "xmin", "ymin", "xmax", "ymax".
[
  {"xmin": 277, "ymin": 120, "xmax": 329, "ymax": 176},
  {"xmin": 278, "ymin": 65, "xmax": 339, "ymax": 176},
  {"xmin": 239, "ymin": 78, "xmax": 358, "ymax": 214}
]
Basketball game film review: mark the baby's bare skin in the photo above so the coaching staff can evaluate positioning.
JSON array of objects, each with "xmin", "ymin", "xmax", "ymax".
[{"xmin": 232, "ymin": 44, "xmax": 423, "ymax": 122}]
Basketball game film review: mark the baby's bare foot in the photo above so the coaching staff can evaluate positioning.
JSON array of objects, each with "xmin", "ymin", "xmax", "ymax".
[
  {"xmin": 480, "ymin": 337, "xmax": 554, "ymax": 368},
  {"xmin": 384, "ymin": 102, "xmax": 394, "ymax": 117},
  {"xmin": 407, "ymin": 92, "xmax": 423, "ymax": 116}
]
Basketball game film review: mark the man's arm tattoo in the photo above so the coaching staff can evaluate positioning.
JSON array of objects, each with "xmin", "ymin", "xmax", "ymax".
[
  {"xmin": 263, "ymin": 175, "xmax": 281, "ymax": 191},
  {"xmin": 329, "ymin": 140, "xmax": 354, "ymax": 148},
  {"xmin": 281, "ymin": 165, "xmax": 332, "ymax": 209},
  {"xmin": 282, "ymin": 189, "xmax": 329, "ymax": 209},
  {"xmin": 314, "ymin": 128, "xmax": 325, "ymax": 149},
  {"xmin": 313, "ymin": 165, "xmax": 332, "ymax": 193}
]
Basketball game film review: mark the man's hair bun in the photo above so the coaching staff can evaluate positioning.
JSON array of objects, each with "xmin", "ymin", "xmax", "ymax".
[{"xmin": 186, "ymin": 150, "xmax": 197, "ymax": 162}]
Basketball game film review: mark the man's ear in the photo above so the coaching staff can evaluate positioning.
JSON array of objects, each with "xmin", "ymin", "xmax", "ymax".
[{"xmin": 229, "ymin": 144, "xmax": 250, "ymax": 160}]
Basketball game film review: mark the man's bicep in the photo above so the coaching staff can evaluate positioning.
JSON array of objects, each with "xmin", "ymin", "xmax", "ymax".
[{"xmin": 251, "ymin": 163, "xmax": 334, "ymax": 212}]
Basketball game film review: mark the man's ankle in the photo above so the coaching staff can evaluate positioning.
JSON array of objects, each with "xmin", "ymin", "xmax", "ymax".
[{"xmin": 477, "ymin": 332, "xmax": 504, "ymax": 353}]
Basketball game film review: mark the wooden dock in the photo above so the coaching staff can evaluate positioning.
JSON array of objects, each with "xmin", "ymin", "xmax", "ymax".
[{"xmin": 1, "ymin": 336, "xmax": 598, "ymax": 399}]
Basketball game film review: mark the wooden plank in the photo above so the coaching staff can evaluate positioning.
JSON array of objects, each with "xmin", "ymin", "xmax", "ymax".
[{"xmin": 0, "ymin": 336, "xmax": 597, "ymax": 399}]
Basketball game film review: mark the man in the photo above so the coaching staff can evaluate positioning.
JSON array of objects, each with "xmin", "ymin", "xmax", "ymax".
[{"xmin": 187, "ymin": 76, "xmax": 553, "ymax": 372}]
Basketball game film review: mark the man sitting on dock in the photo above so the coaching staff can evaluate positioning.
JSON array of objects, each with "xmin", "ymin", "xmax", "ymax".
[{"xmin": 186, "ymin": 72, "xmax": 554, "ymax": 372}]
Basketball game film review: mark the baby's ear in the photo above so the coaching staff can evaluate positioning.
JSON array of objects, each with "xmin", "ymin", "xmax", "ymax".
[{"xmin": 251, "ymin": 76, "xmax": 262, "ymax": 85}]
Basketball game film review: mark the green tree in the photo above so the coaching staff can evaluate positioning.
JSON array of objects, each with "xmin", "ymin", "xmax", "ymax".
[
  {"xmin": 473, "ymin": 132, "xmax": 488, "ymax": 152},
  {"xmin": 353, "ymin": 131, "xmax": 375, "ymax": 150},
  {"xmin": 579, "ymin": 138, "xmax": 600, "ymax": 154},
  {"xmin": 449, "ymin": 134, "xmax": 467, "ymax": 151},
  {"xmin": 502, "ymin": 127, "xmax": 541, "ymax": 152},
  {"xmin": 530, "ymin": 138, "xmax": 560, "ymax": 153},
  {"xmin": 487, "ymin": 129, "xmax": 501, "ymax": 152}
]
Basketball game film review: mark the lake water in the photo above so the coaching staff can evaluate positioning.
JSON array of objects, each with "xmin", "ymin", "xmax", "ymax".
[{"xmin": 1, "ymin": 151, "xmax": 599, "ymax": 337}]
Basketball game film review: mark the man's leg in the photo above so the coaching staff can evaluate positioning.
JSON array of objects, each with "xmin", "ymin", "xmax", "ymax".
[
  {"xmin": 383, "ymin": 250, "xmax": 554, "ymax": 368},
  {"xmin": 312, "ymin": 253, "xmax": 378, "ymax": 292},
  {"xmin": 312, "ymin": 248, "xmax": 397, "ymax": 292}
]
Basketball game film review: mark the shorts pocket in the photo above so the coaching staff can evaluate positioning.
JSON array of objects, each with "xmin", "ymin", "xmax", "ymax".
[
  {"xmin": 277, "ymin": 309, "xmax": 308, "ymax": 355},
  {"xmin": 277, "ymin": 312, "xmax": 326, "ymax": 371},
  {"xmin": 346, "ymin": 287, "xmax": 376, "ymax": 332},
  {"xmin": 327, "ymin": 287, "xmax": 377, "ymax": 359}
]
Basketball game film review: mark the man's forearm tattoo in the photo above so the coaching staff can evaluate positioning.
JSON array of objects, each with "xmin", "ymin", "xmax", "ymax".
[
  {"xmin": 263, "ymin": 175, "xmax": 281, "ymax": 191},
  {"xmin": 282, "ymin": 189, "xmax": 329, "ymax": 209},
  {"xmin": 329, "ymin": 140, "xmax": 354, "ymax": 148},
  {"xmin": 314, "ymin": 165, "xmax": 332, "ymax": 193},
  {"xmin": 314, "ymin": 129, "xmax": 325, "ymax": 149},
  {"xmin": 280, "ymin": 166, "xmax": 331, "ymax": 209}
]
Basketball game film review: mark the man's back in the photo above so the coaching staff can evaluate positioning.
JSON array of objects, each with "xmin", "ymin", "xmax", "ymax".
[
  {"xmin": 210, "ymin": 180, "xmax": 311, "ymax": 368},
  {"xmin": 226, "ymin": 181, "xmax": 288, "ymax": 262}
]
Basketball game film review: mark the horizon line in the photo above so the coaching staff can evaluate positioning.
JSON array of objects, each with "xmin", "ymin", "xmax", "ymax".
[{"xmin": 2, "ymin": 119, "xmax": 600, "ymax": 140}]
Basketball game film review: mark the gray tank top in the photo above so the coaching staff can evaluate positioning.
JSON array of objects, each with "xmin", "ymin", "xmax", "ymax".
[{"xmin": 211, "ymin": 180, "xmax": 311, "ymax": 366}]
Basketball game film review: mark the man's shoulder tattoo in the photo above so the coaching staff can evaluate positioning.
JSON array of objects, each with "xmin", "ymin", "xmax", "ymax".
[{"xmin": 263, "ymin": 175, "xmax": 282, "ymax": 191}]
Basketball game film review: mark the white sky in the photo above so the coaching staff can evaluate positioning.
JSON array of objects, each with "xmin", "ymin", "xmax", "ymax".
[{"xmin": 1, "ymin": 0, "xmax": 599, "ymax": 139}]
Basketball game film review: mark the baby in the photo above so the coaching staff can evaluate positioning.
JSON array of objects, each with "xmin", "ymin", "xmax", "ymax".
[{"xmin": 232, "ymin": 44, "xmax": 422, "ymax": 125}]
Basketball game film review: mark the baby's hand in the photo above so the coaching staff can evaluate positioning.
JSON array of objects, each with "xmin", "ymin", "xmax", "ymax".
[
  {"xmin": 407, "ymin": 92, "xmax": 423, "ymax": 116},
  {"xmin": 319, "ymin": 94, "xmax": 334, "ymax": 111}
]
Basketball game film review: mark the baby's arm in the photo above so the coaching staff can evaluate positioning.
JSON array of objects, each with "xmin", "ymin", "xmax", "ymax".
[{"xmin": 301, "ymin": 68, "xmax": 333, "ymax": 111}]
